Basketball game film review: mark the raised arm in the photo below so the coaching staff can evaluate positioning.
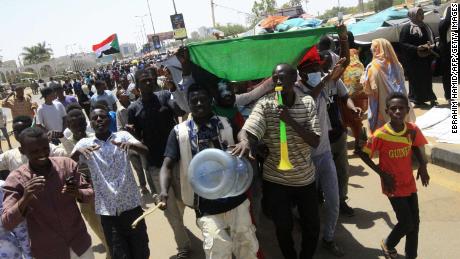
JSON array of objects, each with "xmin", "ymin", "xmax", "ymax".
[{"xmin": 337, "ymin": 23, "xmax": 350, "ymax": 68}]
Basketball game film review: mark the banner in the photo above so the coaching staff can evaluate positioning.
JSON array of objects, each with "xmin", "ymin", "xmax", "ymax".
[{"xmin": 170, "ymin": 13, "xmax": 187, "ymax": 40}]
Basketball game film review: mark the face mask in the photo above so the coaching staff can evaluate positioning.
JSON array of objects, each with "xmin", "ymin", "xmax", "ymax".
[{"xmin": 306, "ymin": 72, "xmax": 322, "ymax": 87}]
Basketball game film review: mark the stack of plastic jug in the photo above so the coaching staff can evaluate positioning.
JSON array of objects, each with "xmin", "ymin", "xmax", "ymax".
[{"xmin": 188, "ymin": 148, "xmax": 253, "ymax": 200}]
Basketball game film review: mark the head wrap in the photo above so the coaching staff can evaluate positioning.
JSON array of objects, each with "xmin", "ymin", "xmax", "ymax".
[
  {"xmin": 407, "ymin": 7, "xmax": 434, "ymax": 42},
  {"xmin": 297, "ymin": 46, "xmax": 322, "ymax": 68},
  {"xmin": 361, "ymin": 38, "xmax": 406, "ymax": 96}
]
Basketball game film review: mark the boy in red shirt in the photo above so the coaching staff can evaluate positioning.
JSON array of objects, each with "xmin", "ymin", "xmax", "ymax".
[{"xmin": 358, "ymin": 92, "xmax": 429, "ymax": 259}]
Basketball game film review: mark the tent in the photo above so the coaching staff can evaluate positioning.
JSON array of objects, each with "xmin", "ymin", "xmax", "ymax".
[{"xmin": 348, "ymin": 3, "xmax": 449, "ymax": 42}]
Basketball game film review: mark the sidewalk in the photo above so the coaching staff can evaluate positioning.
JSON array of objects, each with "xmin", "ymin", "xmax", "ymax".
[{"xmin": 412, "ymin": 102, "xmax": 460, "ymax": 172}]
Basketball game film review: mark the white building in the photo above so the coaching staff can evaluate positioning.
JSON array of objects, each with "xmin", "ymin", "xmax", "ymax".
[{"xmin": 120, "ymin": 43, "xmax": 137, "ymax": 57}]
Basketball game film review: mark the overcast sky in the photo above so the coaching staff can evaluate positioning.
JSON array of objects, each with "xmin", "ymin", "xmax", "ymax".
[{"xmin": 0, "ymin": 0, "xmax": 362, "ymax": 61}]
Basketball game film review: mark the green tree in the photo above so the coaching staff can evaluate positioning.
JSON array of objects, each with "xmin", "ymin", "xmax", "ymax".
[
  {"xmin": 215, "ymin": 23, "xmax": 248, "ymax": 37},
  {"xmin": 281, "ymin": 0, "xmax": 303, "ymax": 8},
  {"xmin": 21, "ymin": 41, "xmax": 53, "ymax": 65},
  {"xmin": 249, "ymin": 0, "xmax": 277, "ymax": 26},
  {"xmin": 374, "ymin": 0, "xmax": 394, "ymax": 12}
]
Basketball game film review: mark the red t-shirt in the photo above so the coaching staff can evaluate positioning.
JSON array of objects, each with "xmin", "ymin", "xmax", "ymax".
[{"xmin": 363, "ymin": 122, "xmax": 428, "ymax": 197}]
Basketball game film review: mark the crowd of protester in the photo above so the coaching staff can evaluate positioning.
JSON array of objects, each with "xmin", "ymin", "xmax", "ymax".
[{"xmin": 0, "ymin": 8, "xmax": 451, "ymax": 257}]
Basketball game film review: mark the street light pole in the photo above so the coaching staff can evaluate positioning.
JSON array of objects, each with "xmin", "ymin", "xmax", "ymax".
[
  {"xmin": 211, "ymin": 0, "xmax": 216, "ymax": 27},
  {"xmin": 134, "ymin": 15, "xmax": 149, "ymax": 43},
  {"xmin": 172, "ymin": 0, "xmax": 178, "ymax": 14},
  {"xmin": 146, "ymin": 0, "xmax": 156, "ymax": 35}
]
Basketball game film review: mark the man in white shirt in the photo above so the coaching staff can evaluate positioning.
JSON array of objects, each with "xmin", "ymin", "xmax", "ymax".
[
  {"xmin": 71, "ymin": 106, "xmax": 150, "ymax": 259},
  {"xmin": 35, "ymin": 85, "xmax": 67, "ymax": 144}
]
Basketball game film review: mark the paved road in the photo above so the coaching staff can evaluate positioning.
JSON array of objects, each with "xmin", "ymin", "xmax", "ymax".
[
  {"xmin": 82, "ymin": 147, "xmax": 460, "ymax": 259},
  {"xmin": 2, "ymin": 82, "xmax": 459, "ymax": 259}
]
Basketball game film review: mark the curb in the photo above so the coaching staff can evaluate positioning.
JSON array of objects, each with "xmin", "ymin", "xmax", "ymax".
[{"xmin": 425, "ymin": 143, "xmax": 460, "ymax": 172}]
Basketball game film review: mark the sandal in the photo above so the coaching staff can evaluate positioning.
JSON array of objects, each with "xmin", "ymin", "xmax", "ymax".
[{"xmin": 380, "ymin": 239, "xmax": 398, "ymax": 259}]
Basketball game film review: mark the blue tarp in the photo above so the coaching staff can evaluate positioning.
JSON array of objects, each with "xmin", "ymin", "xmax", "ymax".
[
  {"xmin": 348, "ymin": 7, "xmax": 408, "ymax": 35},
  {"xmin": 275, "ymin": 18, "xmax": 323, "ymax": 32}
]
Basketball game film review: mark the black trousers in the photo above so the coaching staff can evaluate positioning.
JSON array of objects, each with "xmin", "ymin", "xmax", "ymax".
[
  {"xmin": 100, "ymin": 206, "xmax": 150, "ymax": 259},
  {"xmin": 386, "ymin": 193, "xmax": 420, "ymax": 259},
  {"xmin": 263, "ymin": 180, "xmax": 320, "ymax": 259}
]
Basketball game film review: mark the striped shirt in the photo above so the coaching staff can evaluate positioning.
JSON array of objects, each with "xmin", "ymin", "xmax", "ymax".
[
  {"xmin": 243, "ymin": 92, "xmax": 320, "ymax": 187},
  {"xmin": 2, "ymin": 95, "xmax": 37, "ymax": 119}
]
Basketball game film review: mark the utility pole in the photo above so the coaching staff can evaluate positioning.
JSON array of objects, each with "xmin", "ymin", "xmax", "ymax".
[
  {"xmin": 172, "ymin": 0, "xmax": 178, "ymax": 14},
  {"xmin": 135, "ymin": 15, "xmax": 148, "ymax": 43},
  {"xmin": 211, "ymin": 0, "xmax": 216, "ymax": 27},
  {"xmin": 146, "ymin": 0, "xmax": 156, "ymax": 35},
  {"xmin": 304, "ymin": 0, "xmax": 309, "ymax": 13}
]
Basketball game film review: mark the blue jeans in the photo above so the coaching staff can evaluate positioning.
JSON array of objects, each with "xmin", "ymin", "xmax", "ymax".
[{"xmin": 312, "ymin": 152, "xmax": 339, "ymax": 241}]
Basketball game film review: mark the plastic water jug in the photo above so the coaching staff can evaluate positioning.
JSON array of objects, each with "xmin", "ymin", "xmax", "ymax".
[{"xmin": 188, "ymin": 148, "xmax": 253, "ymax": 200}]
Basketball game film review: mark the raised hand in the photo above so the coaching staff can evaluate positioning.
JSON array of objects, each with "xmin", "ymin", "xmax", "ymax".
[
  {"xmin": 77, "ymin": 145, "xmax": 100, "ymax": 159},
  {"xmin": 111, "ymin": 140, "xmax": 131, "ymax": 152},
  {"xmin": 23, "ymin": 176, "xmax": 46, "ymax": 201}
]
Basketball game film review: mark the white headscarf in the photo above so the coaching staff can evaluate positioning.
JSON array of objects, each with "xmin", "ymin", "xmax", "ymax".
[{"xmin": 408, "ymin": 7, "xmax": 434, "ymax": 43}]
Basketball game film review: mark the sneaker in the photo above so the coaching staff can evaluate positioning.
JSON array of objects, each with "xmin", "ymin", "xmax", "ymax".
[
  {"xmin": 322, "ymin": 239, "xmax": 345, "ymax": 257},
  {"xmin": 340, "ymin": 202, "xmax": 355, "ymax": 217},
  {"xmin": 176, "ymin": 250, "xmax": 190, "ymax": 259},
  {"xmin": 380, "ymin": 239, "xmax": 398, "ymax": 259}
]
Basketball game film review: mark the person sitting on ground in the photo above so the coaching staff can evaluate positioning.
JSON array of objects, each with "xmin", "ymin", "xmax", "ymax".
[
  {"xmin": 358, "ymin": 92, "xmax": 430, "ymax": 259},
  {"xmin": 89, "ymin": 80, "xmax": 117, "ymax": 111},
  {"xmin": 159, "ymin": 83, "xmax": 259, "ymax": 259},
  {"xmin": 2, "ymin": 127, "xmax": 95, "ymax": 259},
  {"xmin": 71, "ymin": 105, "xmax": 150, "ymax": 259}
]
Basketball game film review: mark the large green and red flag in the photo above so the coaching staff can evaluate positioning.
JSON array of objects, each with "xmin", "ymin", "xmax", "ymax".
[
  {"xmin": 92, "ymin": 34, "xmax": 120, "ymax": 58},
  {"xmin": 187, "ymin": 27, "xmax": 337, "ymax": 82}
]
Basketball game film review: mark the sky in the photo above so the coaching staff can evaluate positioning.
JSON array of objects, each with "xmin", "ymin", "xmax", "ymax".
[{"xmin": 0, "ymin": 0, "xmax": 362, "ymax": 62}]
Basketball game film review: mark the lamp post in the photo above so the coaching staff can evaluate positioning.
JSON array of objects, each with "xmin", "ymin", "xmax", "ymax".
[
  {"xmin": 172, "ymin": 0, "xmax": 178, "ymax": 14},
  {"xmin": 146, "ymin": 0, "xmax": 156, "ymax": 35},
  {"xmin": 134, "ymin": 15, "xmax": 149, "ymax": 43}
]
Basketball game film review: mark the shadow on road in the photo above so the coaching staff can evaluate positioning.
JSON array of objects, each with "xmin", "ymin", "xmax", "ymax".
[
  {"xmin": 339, "ymin": 208, "xmax": 394, "ymax": 230},
  {"xmin": 255, "ymin": 205, "xmax": 396, "ymax": 259},
  {"xmin": 349, "ymin": 164, "xmax": 369, "ymax": 177},
  {"xmin": 169, "ymin": 229, "xmax": 205, "ymax": 259}
]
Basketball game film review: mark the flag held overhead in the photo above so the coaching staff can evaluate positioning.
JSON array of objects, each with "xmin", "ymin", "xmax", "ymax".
[
  {"xmin": 187, "ymin": 27, "xmax": 337, "ymax": 82},
  {"xmin": 92, "ymin": 34, "xmax": 120, "ymax": 58}
]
